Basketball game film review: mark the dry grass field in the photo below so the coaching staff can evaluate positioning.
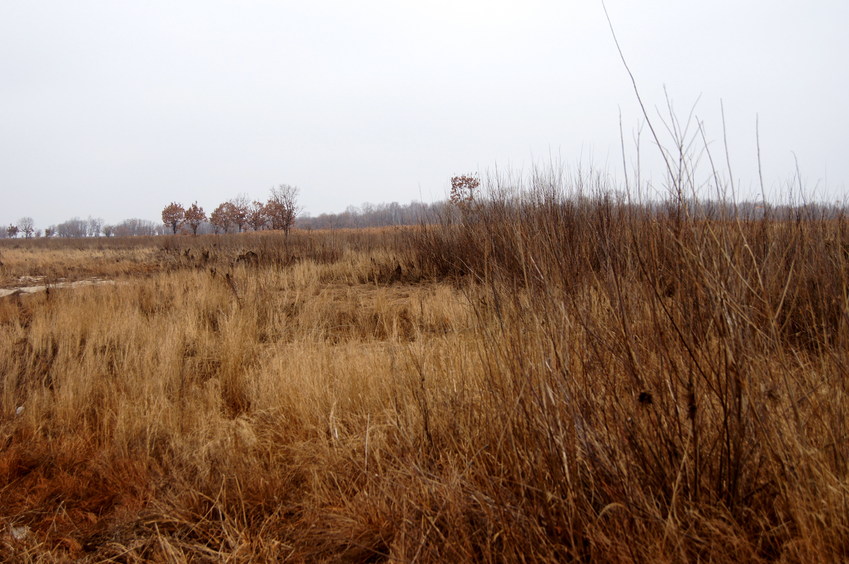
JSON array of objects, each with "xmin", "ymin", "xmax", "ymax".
[{"xmin": 1, "ymin": 189, "xmax": 848, "ymax": 561}]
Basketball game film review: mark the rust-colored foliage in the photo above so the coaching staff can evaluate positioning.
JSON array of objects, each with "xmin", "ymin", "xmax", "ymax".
[
  {"xmin": 210, "ymin": 202, "xmax": 235, "ymax": 234},
  {"xmin": 161, "ymin": 202, "xmax": 185, "ymax": 234},
  {"xmin": 449, "ymin": 174, "xmax": 480, "ymax": 209},
  {"xmin": 183, "ymin": 202, "xmax": 206, "ymax": 236}
]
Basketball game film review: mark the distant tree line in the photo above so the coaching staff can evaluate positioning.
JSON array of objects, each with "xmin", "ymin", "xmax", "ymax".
[
  {"xmin": 1, "ymin": 216, "xmax": 167, "ymax": 239},
  {"xmin": 106, "ymin": 219, "xmax": 163, "ymax": 237},
  {"xmin": 290, "ymin": 196, "xmax": 847, "ymax": 231},
  {"xmin": 5, "ymin": 217, "xmax": 36, "ymax": 238},
  {"xmin": 161, "ymin": 185, "xmax": 301, "ymax": 236},
  {"xmin": 296, "ymin": 201, "xmax": 445, "ymax": 230},
  {"xmin": 5, "ymin": 189, "xmax": 845, "ymax": 240}
]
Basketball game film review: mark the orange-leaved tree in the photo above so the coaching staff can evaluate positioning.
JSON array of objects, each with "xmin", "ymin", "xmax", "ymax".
[
  {"xmin": 210, "ymin": 202, "xmax": 233, "ymax": 234},
  {"xmin": 247, "ymin": 201, "xmax": 266, "ymax": 231},
  {"xmin": 449, "ymin": 174, "xmax": 480, "ymax": 209},
  {"xmin": 162, "ymin": 202, "xmax": 185, "ymax": 234},
  {"xmin": 184, "ymin": 202, "xmax": 206, "ymax": 236}
]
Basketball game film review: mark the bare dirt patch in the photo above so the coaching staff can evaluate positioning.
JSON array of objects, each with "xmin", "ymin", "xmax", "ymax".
[{"xmin": 0, "ymin": 276, "xmax": 115, "ymax": 298}]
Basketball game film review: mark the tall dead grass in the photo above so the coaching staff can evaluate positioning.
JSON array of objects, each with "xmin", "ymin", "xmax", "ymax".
[
  {"xmin": 412, "ymin": 174, "xmax": 849, "ymax": 560},
  {"xmin": 1, "ymin": 180, "xmax": 847, "ymax": 560}
]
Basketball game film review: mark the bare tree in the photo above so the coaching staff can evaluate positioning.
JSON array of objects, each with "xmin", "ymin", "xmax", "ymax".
[
  {"xmin": 17, "ymin": 217, "xmax": 35, "ymax": 238},
  {"xmin": 184, "ymin": 202, "xmax": 206, "ymax": 236},
  {"xmin": 87, "ymin": 216, "xmax": 104, "ymax": 237},
  {"xmin": 56, "ymin": 218, "xmax": 88, "ymax": 238},
  {"xmin": 113, "ymin": 219, "xmax": 158, "ymax": 237},
  {"xmin": 6, "ymin": 225, "xmax": 19, "ymax": 238},
  {"xmin": 162, "ymin": 202, "xmax": 185, "ymax": 234},
  {"xmin": 266, "ymin": 184, "xmax": 300, "ymax": 235},
  {"xmin": 229, "ymin": 194, "xmax": 250, "ymax": 232}
]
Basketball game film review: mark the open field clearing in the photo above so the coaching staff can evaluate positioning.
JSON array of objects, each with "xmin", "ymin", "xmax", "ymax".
[{"xmin": 1, "ymin": 194, "xmax": 848, "ymax": 562}]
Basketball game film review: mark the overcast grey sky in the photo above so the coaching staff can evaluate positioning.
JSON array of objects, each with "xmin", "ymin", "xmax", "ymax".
[{"xmin": 1, "ymin": 1, "xmax": 847, "ymax": 229}]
